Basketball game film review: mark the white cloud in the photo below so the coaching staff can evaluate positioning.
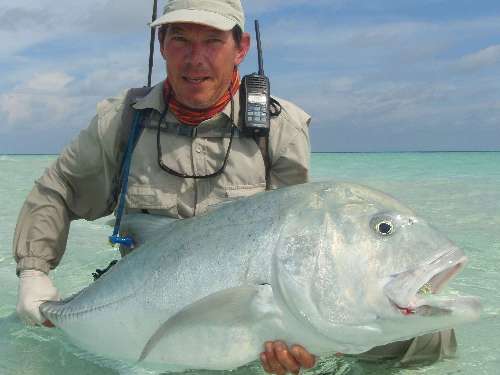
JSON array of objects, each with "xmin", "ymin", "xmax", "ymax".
[
  {"xmin": 260, "ymin": 15, "xmax": 500, "ymax": 64},
  {"xmin": 26, "ymin": 72, "xmax": 74, "ymax": 92},
  {"xmin": 82, "ymin": 0, "xmax": 152, "ymax": 33},
  {"xmin": 0, "ymin": 29, "xmax": 52, "ymax": 59},
  {"xmin": 1, "ymin": 1, "xmax": 499, "ymax": 151},
  {"xmin": 457, "ymin": 45, "xmax": 500, "ymax": 71},
  {"xmin": 242, "ymin": 0, "xmax": 343, "ymax": 15},
  {"xmin": 0, "ymin": 7, "xmax": 54, "ymax": 31},
  {"xmin": 0, "ymin": 58, "xmax": 154, "ymax": 134},
  {"xmin": 0, "ymin": 3, "xmax": 165, "ymax": 134},
  {"xmin": 0, "ymin": 91, "xmax": 80, "ymax": 128},
  {"xmin": 0, "ymin": 4, "xmax": 76, "ymax": 59},
  {"xmin": 0, "ymin": 0, "xmax": 151, "ymax": 59},
  {"xmin": 73, "ymin": 65, "xmax": 146, "ymax": 97},
  {"xmin": 0, "ymin": 71, "xmax": 78, "ymax": 130},
  {"xmin": 0, "ymin": 93, "xmax": 32, "ymax": 124}
]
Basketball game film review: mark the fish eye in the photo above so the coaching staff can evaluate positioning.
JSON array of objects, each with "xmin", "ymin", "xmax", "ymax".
[
  {"xmin": 378, "ymin": 221, "xmax": 393, "ymax": 235},
  {"xmin": 370, "ymin": 216, "xmax": 395, "ymax": 236}
]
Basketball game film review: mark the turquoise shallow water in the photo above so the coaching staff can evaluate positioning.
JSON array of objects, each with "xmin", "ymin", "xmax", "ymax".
[{"xmin": 0, "ymin": 152, "xmax": 499, "ymax": 374}]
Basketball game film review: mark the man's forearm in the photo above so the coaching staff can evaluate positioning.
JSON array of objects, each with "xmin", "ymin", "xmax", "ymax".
[{"xmin": 13, "ymin": 179, "xmax": 72, "ymax": 275}]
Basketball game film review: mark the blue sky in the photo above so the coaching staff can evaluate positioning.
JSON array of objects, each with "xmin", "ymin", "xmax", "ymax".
[{"xmin": 0, "ymin": 0, "xmax": 499, "ymax": 153}]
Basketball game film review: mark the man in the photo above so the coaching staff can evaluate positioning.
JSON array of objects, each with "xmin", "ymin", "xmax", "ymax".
[
  {"xmin": 13, "ymin": 1, "xmax": 455, "ymax": 374},
  {"xmin": 14, "ymin": 0, "xmax": 314, "ymax": 373}
]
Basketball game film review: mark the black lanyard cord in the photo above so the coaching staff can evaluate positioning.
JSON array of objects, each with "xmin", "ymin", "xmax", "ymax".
[{"xmin": 156, "ymin": 95, "xmax": 236, "ymax": 179}]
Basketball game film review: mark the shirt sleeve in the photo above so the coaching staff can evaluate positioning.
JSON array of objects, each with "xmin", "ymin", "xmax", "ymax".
[
  {"xmin": 12, "ymin": 97, "xmax": 126, "ymax": 275},
  {"xmin": 399, "ymin": 329, "xmax": 457, "ymax": 365},
  {"xmin": 357, "ymin": 329, "xmax": 457, "ymax": 364},
  {"xmin": 268, "ymin": 99, "xmax": 311, "ymax": 189}
]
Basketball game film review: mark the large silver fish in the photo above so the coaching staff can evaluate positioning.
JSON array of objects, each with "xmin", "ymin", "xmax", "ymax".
[{"xmin": 41, "ymin": 181, "xmax": 480, "ymax": 372}]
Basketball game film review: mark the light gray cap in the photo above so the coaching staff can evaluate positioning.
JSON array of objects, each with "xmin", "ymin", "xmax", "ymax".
[{"xmin": 150, "ymin": 0, "xmax": 245, "ymax": 31}]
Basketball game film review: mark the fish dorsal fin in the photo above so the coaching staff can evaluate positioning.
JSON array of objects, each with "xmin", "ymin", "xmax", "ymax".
[
  {"xmin": 117, "ymin": 213, "xmax": 178, "ymax": 248},
  {"xmin": 138, "ymin": 285, "xmax": 275, "ymax": 367},
  {"xmin": 205, "ymin": 197, "xmax": 242, "ymax": 213}
]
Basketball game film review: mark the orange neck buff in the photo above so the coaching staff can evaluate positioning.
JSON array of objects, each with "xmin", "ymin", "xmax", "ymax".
[{"xmin": 163, "ymin": 68, "xmax": 240, "ymax": 126}]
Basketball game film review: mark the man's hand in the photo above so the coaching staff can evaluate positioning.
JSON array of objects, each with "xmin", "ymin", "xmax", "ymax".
[
  {"xmin": 260, "ymin": 341, "xmax": 316, "ymax": 375},
  {"xmin": 17, "ymin": 270, "xmax": 59, "ymax": 327}
]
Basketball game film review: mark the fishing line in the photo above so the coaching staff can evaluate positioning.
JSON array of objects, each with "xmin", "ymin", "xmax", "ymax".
[{"xmin": 147, "ymin": 0, "xmax": 158, "ymax": 87}]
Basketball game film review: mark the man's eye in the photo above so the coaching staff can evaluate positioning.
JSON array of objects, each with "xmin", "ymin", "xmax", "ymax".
[
  {"xmin": 207, "ymin": 38, "xmax": 222, "ymax": 44},
  {"xmin": 171, "ymin": 36, "xmax": 187, "ymax": 42}
]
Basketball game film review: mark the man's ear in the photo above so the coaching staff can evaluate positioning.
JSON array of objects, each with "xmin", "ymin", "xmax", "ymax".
[
  {"xmin": 235, "ymin": 32, "xmax": 251, "ymax": 65},
  {"xmin": 159, "ymin": 29, "xmax": 168, "ymax": 61}
]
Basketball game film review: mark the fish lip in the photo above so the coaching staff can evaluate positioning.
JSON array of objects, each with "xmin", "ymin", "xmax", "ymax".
[{"xmin": 384, "ymin": 248, "xmax": 468, "ymax": 316}]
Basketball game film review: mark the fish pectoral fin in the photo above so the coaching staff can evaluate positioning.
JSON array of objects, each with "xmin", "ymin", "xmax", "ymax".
[{"xmin": 138, "ymin": 285, "xmax": 276, "ymax": 369}]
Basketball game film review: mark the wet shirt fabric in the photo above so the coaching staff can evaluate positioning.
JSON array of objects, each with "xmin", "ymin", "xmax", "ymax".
[{"xmin": 13, "ymin": 81, "xmax": 310, "ymax": 275}]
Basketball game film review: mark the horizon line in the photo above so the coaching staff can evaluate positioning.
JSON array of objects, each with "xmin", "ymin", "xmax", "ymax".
[{"xmin": 1, "ymin": 150, "xmax": 499, "ymax": 156}]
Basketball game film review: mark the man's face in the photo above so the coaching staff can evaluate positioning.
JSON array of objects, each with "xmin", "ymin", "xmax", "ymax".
[{"xmin": 160, "ymin": 23, "xmax": 250, "ymax": 109}]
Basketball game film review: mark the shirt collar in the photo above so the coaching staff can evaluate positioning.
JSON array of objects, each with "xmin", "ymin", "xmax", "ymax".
[
  {"xmin": 132, "ymin": 80, "xmax": 242, "ymax": 128},
  {"xmin": 132, "ymin": 81, "xmax": 165, "ymax": 112}
]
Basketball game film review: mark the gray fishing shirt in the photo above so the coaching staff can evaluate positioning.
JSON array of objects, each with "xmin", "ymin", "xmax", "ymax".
[{"xmin": 13, "ymin": 81, "xmax": 310, "ymax": 275}]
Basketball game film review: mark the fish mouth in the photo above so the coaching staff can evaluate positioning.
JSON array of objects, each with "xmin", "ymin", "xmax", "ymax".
[{"xmin": 384, "ymin": 248, "xmax": 470, "ymax": 317}]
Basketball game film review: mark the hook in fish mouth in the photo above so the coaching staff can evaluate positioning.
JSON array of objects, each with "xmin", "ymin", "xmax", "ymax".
[{"xmin": 385, "ymin": 248, "xmax": 467, "ymax": 316}]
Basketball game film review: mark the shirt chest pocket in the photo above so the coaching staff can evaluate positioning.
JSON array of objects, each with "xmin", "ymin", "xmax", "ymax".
[
  {"xmin": 125, "ymin": 185, "xmax": 178, "ymax": 217},
  {"xmin": 212, "ymin": 137, "xmax": 267, "ymax": 188},
  {"xmin": 222, "ymin": 183, "xmax": 266, "ymax": 198}
]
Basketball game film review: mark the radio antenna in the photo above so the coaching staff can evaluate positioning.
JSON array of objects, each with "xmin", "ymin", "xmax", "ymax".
[{"xmin": 255, "ymin": 20, "xmax": 265, "ymax": 76}]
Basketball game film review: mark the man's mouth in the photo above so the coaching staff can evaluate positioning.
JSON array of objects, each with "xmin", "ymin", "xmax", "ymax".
[{"xmin": 183, "ymin": 76, "xmax": 210, "ymax": 84}]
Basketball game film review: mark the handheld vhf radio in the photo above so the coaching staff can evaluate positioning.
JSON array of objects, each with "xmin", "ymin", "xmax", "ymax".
[{"xmin": 241, "ymin": 20, "xmax": 271, "ymax": 136}]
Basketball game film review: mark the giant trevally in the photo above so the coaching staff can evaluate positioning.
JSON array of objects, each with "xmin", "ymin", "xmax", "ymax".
[{"xmin": 40, "ymin": 181, "xmax": 480, "ymax": 372}]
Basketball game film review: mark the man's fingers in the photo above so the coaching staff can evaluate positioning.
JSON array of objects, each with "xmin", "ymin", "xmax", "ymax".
[
  {"xmin": 290, "ymin": 344, "xmax": 316, "ymax": 369},
  {"xmin": 261, "ymin": 341, "xmax": 316, "ymax": 374},
  {"xmin": 264, "ymin": 341, "xmax": 287, "ymax": 375},
  {"xmin": 260, "ymin": 352, "xmax": 273, "ymax": 374},
  {"xmin": 274, "ymin": 341, "xmax": 301, "ymax": 374}
]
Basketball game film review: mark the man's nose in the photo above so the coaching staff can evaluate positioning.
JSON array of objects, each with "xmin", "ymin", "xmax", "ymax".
[{"xmin": 185, "ymin": 42, "xmax": 205, "ymax": 65}]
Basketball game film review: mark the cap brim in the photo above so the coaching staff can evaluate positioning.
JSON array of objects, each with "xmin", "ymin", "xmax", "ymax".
[{"xmin": 150, "ymin": 9, "xmax": 237, "ymax": 31}]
